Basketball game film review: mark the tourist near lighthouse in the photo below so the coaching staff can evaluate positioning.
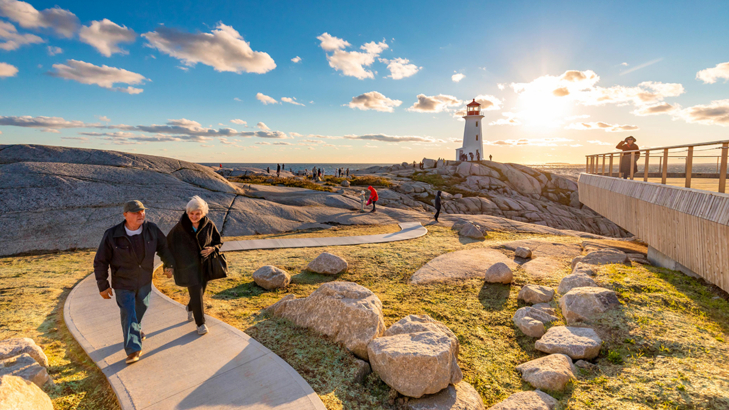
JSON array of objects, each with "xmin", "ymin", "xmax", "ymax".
[
  {"xmin": 2, "ymin": 1, "xmax": 729, "ymax": 410},
  {"xmin": 456, "ymin": 99, "xmax": 485, "ymax": 162}
]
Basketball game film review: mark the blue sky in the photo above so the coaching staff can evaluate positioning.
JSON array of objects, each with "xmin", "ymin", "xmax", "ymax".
[{"xmin": 1, "ymin": 0, "xmax": 728, "ymax": 164}]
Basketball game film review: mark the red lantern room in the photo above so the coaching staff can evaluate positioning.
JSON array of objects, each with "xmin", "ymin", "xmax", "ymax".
[{"xmin": 466, "ymin": 99, "xmax": 481, "ymax": 116}]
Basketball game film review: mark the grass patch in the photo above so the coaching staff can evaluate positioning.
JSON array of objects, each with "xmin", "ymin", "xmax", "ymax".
[
  {"xmin": 230, "ymin": 175, "xmax": 333, "ymax": 191},
  {"xmin": 321, "ymin": 175, "xmax": 392, "ymax": 188},
  {"xmin": 410, "ymin": 172, "xmax": 472, "ymax": 197},
  {"xmin": 222, "ymin": 223, "xmax": 401, "ymax": 243},
  {"xmin": 0, "ymin": 251, "xmax": 119, "ymax": 410}
]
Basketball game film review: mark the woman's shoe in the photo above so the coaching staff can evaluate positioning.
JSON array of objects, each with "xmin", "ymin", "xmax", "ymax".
[
  {"xmin": 187, "ymin": 307, "xmax": 194, "ymax": 322},
  {"xmin": 125, "ymin": 351, "xmax": 142, "ymax": 364},
  {"xmin": 197, "ymin": 324, "xmax": 209, "ymax": 335}
]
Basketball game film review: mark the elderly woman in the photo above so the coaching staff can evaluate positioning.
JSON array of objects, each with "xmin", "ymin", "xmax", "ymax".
[{"xmin": 166, "ymin": 196, "xmax": 222, "ymax": 335}]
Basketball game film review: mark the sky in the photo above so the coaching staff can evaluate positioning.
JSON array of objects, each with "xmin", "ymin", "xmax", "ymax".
[{"xmin": 0, "ymin": 0, "xmax": 728, "ymax": 164}]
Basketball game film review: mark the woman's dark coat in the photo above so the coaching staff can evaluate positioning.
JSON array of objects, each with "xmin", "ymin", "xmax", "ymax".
[
  {"xmin": 166, "ymin": 212, "xmax": 222, "ymax": 287},
  {"xmin": 617, "ymin": 141, "xmax": 640, "ymax": 177}
]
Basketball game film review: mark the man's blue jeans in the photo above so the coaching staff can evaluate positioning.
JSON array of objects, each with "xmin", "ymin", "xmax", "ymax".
[{"xmin": 115, "ymin": 282, "xmax": 152, "ymax": 355}]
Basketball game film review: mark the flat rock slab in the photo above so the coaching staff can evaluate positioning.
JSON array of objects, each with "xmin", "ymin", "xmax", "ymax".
[
  {"xmin": 407, "ymin": 381, "xmax": 485, "ymax": 410},
  {"xmin": 410, "ymin": 249, "xmax": 517, "ymax": 285},
  {"xmin": 0, "ymin": 338, "xmax": 48, "ymax": 368},
  {"xmin": 521, "ymin": 257, "xmax": 567, "ymax": 279},
  {"xmin": 64, "ymin": 273, "xmax": 326, "ymax": 410},
  {"xmin": 535, "ymin": 326, "xmax": 602, "ymax": 360},
  {"xmin": 0, "ymin": 354, "xmax": 50, "ymax": 388},
  {"xmin": 488, "ymin": 390, "xmax": 557, "ymax": 410},
  {"xmin": 498, "ymin": 240, "xmax": 583, "ymax": 260},
  {"xmin": 559, "ymin": 287, "xmax": 620, "ymax": 325},
  {"xmin": 516, "ymin": 354, "xmax": 575, "ymax": 391}
]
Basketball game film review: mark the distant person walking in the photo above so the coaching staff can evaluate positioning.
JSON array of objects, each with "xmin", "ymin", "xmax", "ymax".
[
  {"xmin": 367, "ymin": 186, "xmax": 378, "ymax": 213},
  {"xmin": 276, "ymin": 163, "xmax": 280, "ymax": 177},
  {"xmin": 267, "ymin": 166, "xmax": 270, "ymax": 174},
  {"xmin": 617, "ymin": 136, "xmax": 640, "ymax": 179},
  {"xmin": 346, "ymin": 168, "xmax": 350, "ymax": 177},
  {"xmin": 489, "ymin": 154, "xmax": 492, "ymax": 161},
  {"xmin": 476, "ymin": 150, "xmax": 480, "ymax": 161},
  {"xmin": 469, "ymin": 152, "xmax": 474, "ymax": 161},
  {"xmin": 93, "ymin": 200, "xmax": 175, "ymax": 364},
  {"xmin": 166, "ymin": 196, "xmax": 223, "ymax": 336},
  {"xmin": 434, "ymin": 191, "xmax": 442, "ymax": 222}
]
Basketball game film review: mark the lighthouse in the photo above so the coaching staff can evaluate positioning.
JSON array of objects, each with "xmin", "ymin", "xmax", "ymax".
[{"xmin": 455, "ymin": 99, "xmax": 484, "ymax": 162}]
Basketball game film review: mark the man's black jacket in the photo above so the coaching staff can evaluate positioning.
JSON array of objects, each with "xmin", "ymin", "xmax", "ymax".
[{"xmin": 93, "ymin": 221, "xmax": 175, "ymax": 292}]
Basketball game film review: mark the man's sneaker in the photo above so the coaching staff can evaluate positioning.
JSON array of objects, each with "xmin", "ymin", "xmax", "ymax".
[
  {"xmin": 125, "ymin": 351, "xmax": 141, "ymax": 364},
  {"xmin": 187, "ymin": 307, "xmax": 194, "ymax": 322},
  {"xmin": 197, "ymin": 324, "xmax": 209, "ymax": 335}
]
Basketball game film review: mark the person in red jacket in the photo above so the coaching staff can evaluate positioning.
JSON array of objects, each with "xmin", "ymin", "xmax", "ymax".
[{"xmin": 366, "ymin": 186, "xmax": 378, "ymax": 213}]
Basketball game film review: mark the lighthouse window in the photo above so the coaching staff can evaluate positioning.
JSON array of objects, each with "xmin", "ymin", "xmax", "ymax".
[
  {"xmin": 476, "ymin": 135, "xmax": 478, "ymax": 141},
  {"xmin": 476, "ymin": 121, "xmax": 478, "ymax": 127}
]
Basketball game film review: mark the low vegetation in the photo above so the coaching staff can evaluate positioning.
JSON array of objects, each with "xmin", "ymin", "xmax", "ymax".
[{"xmin": 229, "ymin": 174, "xmax": 333, "ymax": 191}]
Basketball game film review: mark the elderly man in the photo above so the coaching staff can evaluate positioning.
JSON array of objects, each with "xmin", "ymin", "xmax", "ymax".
[{"xmin": 93, "ymin": 200, "xmax": 175, "ymax": 364}]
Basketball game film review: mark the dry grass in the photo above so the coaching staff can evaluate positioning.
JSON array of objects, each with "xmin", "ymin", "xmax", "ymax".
[
  {"xmin": 0, "ymin": 251, "xmax": 119, "ymax": 410},
  {"xmin": 222, "ymin": 223, "xmax": 401, "ymax": 243}
]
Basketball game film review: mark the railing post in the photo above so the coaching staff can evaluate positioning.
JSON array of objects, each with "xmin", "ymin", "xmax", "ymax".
[
  {"xmin": 643, "ymin": 150, "xmax": 650, "ymax": 182},
  {"xmin": 685, "ymin": 146, "xmax": 693, "ymax": 188},
  {"xmin": 720, "ymin": 143, "xmax": 728, "ymax": 193},
  {"xmin": 630, "ymin": 152, "xmax": 635, "ymax": 180},
  {"xmin": 586, "ymin": 156, "xmax": 589, "ymax": 173},
  {"xmin": 601, "ymin": 155, "xmax": 606, "ymax": 175},
  {"xmin": 608, "ymin": 154, "xmax": 614, "ymax": 177},
  {"xmin": 662, "ymin": 148, "xmax": 668, "ymax": 184}
]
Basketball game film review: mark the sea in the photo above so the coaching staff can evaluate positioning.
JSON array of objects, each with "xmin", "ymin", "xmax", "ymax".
[{"xmin": 200, "ymin": 162, "xmax": 725, "ymax": 180}]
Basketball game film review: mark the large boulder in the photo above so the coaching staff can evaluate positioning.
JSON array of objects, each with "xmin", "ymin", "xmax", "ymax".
[
  {"xmin": 557, "ymin": 274, "xmax": 598, "ymax": 294},
  {"xmin": 459, "ymin": 222, "xmax": 486, "ymax": 240},
  {"xmin": 367, "ymin": 331, "xmax": 462, "ymax": 398},
  {"xmin": 307, "ymin": 252, "xmax": 348, "ymax": 275},
  {"xmin": 571, "ymin": 249, "xmax": 631, "ymax": 269},
  {"xmin": 499, "ymin": 240, "xmax": 583, "ymax": 260},
  {"xmin": 265, "ymin": 282, "xmax": 385, "ymax": 360},
  {"xmin": 407, "ymin": 381, "xmax": 485, "ymax": 410},
  {"xmin": 484, "ymin": 263, "xmax": 513, "ymax": 284},
  {"xmin": 518, "ymin": 285, "xmax": 554, "ymax": 304},
  {"xmin": 0, "ymin": 354, "xmax": 51, "ymax": 387},
  {"xmin": 487, "ymin": 390, "xmax": 557, "ymax": 410},
  {"xmin": 514, "ymin": 247, "xmax": 532, "ymax": 259},
  {"xmin": 385, "ymin": 315, "xmax": 459, "ymax": 354},
  {"xmin": 571, "ymin": 263, "xmax": 597, "ymax": 276},
  {"xmin": 515, "ymin": 354, "xmax": 575, "ymax": 391},
  {"xmin": 559, "ymin": 287, "xmax": 620, "ymax": 324},
  {"xmin": 423, "ymin": 158, "xmax": 437, "ymax": 169},
  {"xmin": 0, "ymin": 338, "xmax": 48, "ymax": 368},
  {"xmin": 252, "ymin": 265, "xmax": 291, "ymax": 290},
  {"xmin": 0, "ymin": 375, "xmax": 53, "ymax": 410},
  {"xmin": 512, "ymin": 307, "xmax": 558, "ymax": 338},
  {"xmin": 535, "ymin": 326, "xmax": 602, "ymax": 360},
  {"xmin": 410, "ymin": 249, "xmax": 517, "ymax": 285}
]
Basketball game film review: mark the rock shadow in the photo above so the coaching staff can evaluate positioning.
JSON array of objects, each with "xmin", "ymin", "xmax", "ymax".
[
  {"xmin": 290, "ymin": 270, "xmax": 340, "ymax": 286},
  {"xmin": 477, "ymin": 282, "xmax": 511, "ymax": 311}
]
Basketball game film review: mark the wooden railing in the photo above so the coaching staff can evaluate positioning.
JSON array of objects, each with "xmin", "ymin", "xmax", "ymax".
[{"xmin": 585, "ymin": 139, "xmax": 729, "ymax": 193}]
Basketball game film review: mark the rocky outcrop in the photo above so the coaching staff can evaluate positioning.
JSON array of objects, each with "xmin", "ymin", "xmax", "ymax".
[
  {"xmin": 518, "ymin": 285, "xmax": 554, "ymax": 304},
  {"xmin": 535, "ymin": 326, "xmax": 602, "ymax": 360},
  {"xmin": 367, "ymin": 331, "xmax": 462, "ymax": 398},
  {"xmin": 306, "ymin": 252, "xmax": 348, "ymax": 275},
  {"xmin": 265, "ymin": 282, "xmax": 385, "ymax": 360},
  {"xmin": 385, "ymin": 315, "xmax": 459, "ymax": 354},
  {"xmin": 571, "ymin": 249, "xmax": 631, "ymax": 269},
  {"xmin": 512, "ymin": 307, "xmax": 558, "ymax": 338},
  {"xmin": 0, "ymin": 339, "xmax": 48, "ymax": 368},
  {"xmin": 557, "ymin": 274, "xmax": 597, "ymax": 294},
  {"xmin": 0, "ymin": 375, "xmax": 53, "ymax": 410},
  {"xmin": 410, "ymin": 249, "xmax": 517, "ymax": 285},
  {"xmin": 458, "ymin": 222, "xmax": 486, "ymax": 240},
  {"xmin": 515, "ymin": 247, "xmax": 532, "ymax": 259},
  {"xmin": 520, "ymin": 257, "xmax": 566, "ymax": 279},
  {"xmin": 407, "ymin": 381, "xmax": 485, "ymax": 410},
  {"xmin": 0, "ymin": 354, "xmax": 50, "ymax": 387},
  {"xmin": 498, "ymin": 240, "xmax": 582, "ymax": 260},
  {"xmin": 559, "ymin": 287, "xmax": 620, "ymax": 324},
  {"xmin": 488, "ymin": 390, "xmax": 557, "ymax": 410},
  {"xmin": 252, "ymin": 265, "xmax": 291, "ymax": 290},
  {"xmin": 516, "ymin": 354, "xmax": 575, "ymax": 391}
]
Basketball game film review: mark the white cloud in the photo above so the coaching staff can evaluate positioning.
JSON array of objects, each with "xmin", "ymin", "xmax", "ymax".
[
  {"xmin": 679, "ymin": 99, "xmax": 729, "ymax": 126},
  {"xmin": 408, "ymin": 94, "xmax": 461, "ymax": 113},
  {"xmin": 289, "ymin": 132, "xmax": 302, "ymax": 137},
  {"xmin": 565, "ymin": 114, "xmax": 590, "ymax": 120},
  {"xmin": 344, "ymin": 134, "xmax": 438, "ymax": 143},
  {"xmin": 291, "ymin": 56, "xmax": 301, "ymax": 63},
  {"xmin": 79, "ymin": 19, "xmax": 136, "ymax": 57},
  {"xmin": 632, "ymin": 102, "xmax": 679, "ymax": 116},
  {"xmin": 452, "ymin": 73, "xmax": 465, "ymax": 82},
  {"xmin": 61, "ymin": 136, "xmax": 88, "ymax": 141},
  {"xmin": 317, "ymin": 32, "xmax": 387, "ymax": 79},
  {"xmin": 474, "ymin": 94, "xmax": 503, "ymax": 111},
  {"xmin": 619, "ymin": 58, "xmax": 663, "ymax": 76},
  {"xmin": 696, "ymin": 61, "xmax": 729, "ymax": 84},
  {"xmin": 46, "ymin": 45, "xmax": 61, "ymax": 55},
  {"xmin": 142, "ymin": 23, "xmax": 276, "ymax": 73},
  {"xmin": 233, "ymin": 97, "xmax": 241, "ymax": 102},
  {"xmin": 485, "ymin": 138, "xmax": 573, "ymax": 147},
  {"xmin": 0, "ymin": 0, "xmax": 79, "ymax": 38},
  {"xmin": 281, "ymin": 97, "xmax": 304, "ymax": 106},
  {"xmin": 489, "ymin": 112, "xmax": 521, "ymax": 126},
  {"xmin": 96, "ymin": 115, "xmax": 111, "ymax": 122},
  {"xmin": 231, "ymin": 119, "xmax": 247, "ymax": 125},
  {"xmin": 41, "ymin": 128, "xmax": 59, "ymax": 133},
  {"xmin": 621, "ymin": 62, "xmax": 628, "ymax": 66},
  {"xmin": 256, "ymin": 122, "xmax": 269, "ymax": 130},
  {"xmin": 570, "ymin": 144, "xmax": 583, "ymax": 147},
  {"xmin": 0, "ymin": 61, "xmax": 18, "ymax": 77},
  {"xmin": 379, "ymin": 57, "xmax": 420, "ymax": 80},
  {"xmin": 0, "ymin": 115, "xmax": 86, "ymax": 128},
  {"xmin": 51, "ymin": 59, "xmax": 148, "ymax": 94},
  {"xmin": 0, "ymin": 20, "xmax": 43, "ymax": 51},
  {"xmin": 565, "ymin": 121, "xmax": 639, "ymax": 132},
  {"xmin": 347, "ymin": 91, "xmax": 402, "ymax": 112},
  {"xmin": 256, "ymin": 92, "xmax": 277, "ymax": 105},
  {"xmin": 588, "ymin": 140, "xmax": 612, "ymax": 145}
]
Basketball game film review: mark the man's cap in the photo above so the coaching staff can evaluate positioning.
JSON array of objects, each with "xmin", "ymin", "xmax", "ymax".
[{"xmin": 123, "ymin": 200, "xmax": 146, "ymax": 213}]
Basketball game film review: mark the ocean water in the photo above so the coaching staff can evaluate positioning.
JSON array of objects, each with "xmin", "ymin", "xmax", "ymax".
[{"xmin": 199, "ymin": 163, "xmax": 391, "ymax": 175}]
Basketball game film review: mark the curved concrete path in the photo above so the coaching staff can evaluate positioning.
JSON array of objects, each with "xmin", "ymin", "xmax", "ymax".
[
  {"xmin": 64, "ymin": 274, "xmax": 326, "ymax": 410},
  {"xmin": 221, "ymin": 221, "xmax": 427, "ymax": 252}
]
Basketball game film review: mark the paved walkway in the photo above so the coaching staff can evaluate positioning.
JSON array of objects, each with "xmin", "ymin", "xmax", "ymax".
[
  {"xmin": 221, "ymin": 221, "xmax": 427, "ymax": 252},
  {"xmin": 64, "ymin": 222, "xmax": 427, "ymax": 409}
]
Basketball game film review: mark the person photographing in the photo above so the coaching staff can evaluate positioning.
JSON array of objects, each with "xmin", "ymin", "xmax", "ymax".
[{"xmin": 616, "ymin": 136, "xmax": 640, "ymax": 179}]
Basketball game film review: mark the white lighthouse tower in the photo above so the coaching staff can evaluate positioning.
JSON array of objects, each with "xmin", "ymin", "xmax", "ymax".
[{"xmin": 455, "ymin": 99, "xmax": 484, "ymax": 162}]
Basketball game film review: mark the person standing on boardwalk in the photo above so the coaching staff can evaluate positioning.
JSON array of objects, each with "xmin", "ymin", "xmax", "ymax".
[
  {"xmin": 166, "ymin": 196, "xmax": 222, "ymax": 336},
  {"xmin": 367, "ymin": 186, "xmax": 378, "ymax": 213},
  {"xmin": 616, "ymin": 136, "xmax": 640, "ymax": 179},
  {"xmin": 434, "ymin": 191, "xmax": 442, "ymax": 222},
  {"xmin": 93, "ymin": 200, "xmax": 175, "ymax": 364}
]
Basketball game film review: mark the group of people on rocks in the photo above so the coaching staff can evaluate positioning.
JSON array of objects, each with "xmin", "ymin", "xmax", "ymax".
[{"xmin": 458, "ymin": 150, "xmax": 488, "ymax": 162}]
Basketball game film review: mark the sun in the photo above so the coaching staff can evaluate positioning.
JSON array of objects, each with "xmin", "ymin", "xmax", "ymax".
[{"xmin": 515, "ymin": 91, "xmax": 572, "ymax": 128}]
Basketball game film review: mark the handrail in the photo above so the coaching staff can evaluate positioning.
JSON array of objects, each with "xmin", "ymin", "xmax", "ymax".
[{"xmin": 584, "ymin": 139, "xmax": 729, "ymax": 193}]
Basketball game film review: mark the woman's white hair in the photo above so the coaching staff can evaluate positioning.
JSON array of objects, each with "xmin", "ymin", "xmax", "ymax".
[{"xmin": 186, "ymin": 195, "xmax": 209, "ymax": 216}]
